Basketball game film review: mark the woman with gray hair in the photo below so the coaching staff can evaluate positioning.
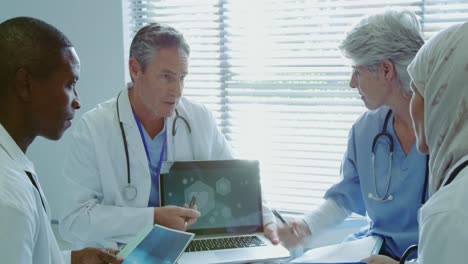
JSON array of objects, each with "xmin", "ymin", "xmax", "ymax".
[
  {"xmin": 366, "ymin": 20, "xmax": 468, "ymax": 264},
  {"xmin": 278, "ymin": 10, "xmax": 427, "ymax": 261}
]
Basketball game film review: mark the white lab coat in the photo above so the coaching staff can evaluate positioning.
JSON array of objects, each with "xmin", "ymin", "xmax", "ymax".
[
  {"xmin": 59, "ymin": 89, "xmax": 274, "ymax": 249},
  {"xmin": 408, "ymin": 155, "xmax": 468, "ymax": 264},
  {"xmin": 0, "ymin": 124, "xmax": 70, "ymax": 264}
]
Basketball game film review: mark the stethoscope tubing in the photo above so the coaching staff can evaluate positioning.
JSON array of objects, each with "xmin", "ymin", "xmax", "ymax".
[
  {"xmin": 370, "ymin": 109, "xmax": 395, "ymax": 201},
  {"xmin": 115, "ymin": 90, "xmax": 192, "ymax": 200},
  {"xmin": 116, "ymin": 91, "xmax": 136, "ymax": 200},
  {"xmin": 370, "ymin": 109, "xmax": 428, "ymax": 203}
]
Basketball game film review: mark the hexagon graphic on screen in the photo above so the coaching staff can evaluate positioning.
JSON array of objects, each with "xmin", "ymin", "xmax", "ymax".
[
  {"xmin": 221, "ymin": 206, "xmax": 232, "ymax": 218},
  {"xmin": 216, "ymin": 177, "xmax": 231, "ymax": 196},
  {"xmin": 185, "ymin": 181, "xmax": 214, "ymax": 216}
]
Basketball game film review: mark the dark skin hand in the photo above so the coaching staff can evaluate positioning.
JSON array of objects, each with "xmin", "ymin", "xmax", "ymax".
[{"xmin": 71, "ymin": 247, "xmax": 123, "ymax": 264}]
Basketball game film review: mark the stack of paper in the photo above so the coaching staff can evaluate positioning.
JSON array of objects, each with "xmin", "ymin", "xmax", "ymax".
[{"xmin": 290, "ymin": 236, "xmax": 383, "ymax": 264}]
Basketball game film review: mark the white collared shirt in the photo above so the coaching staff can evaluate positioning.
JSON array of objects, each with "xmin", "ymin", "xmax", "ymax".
[{"xmin": 0, "ymin": 123, "xmax": 70, "ymax": 264}]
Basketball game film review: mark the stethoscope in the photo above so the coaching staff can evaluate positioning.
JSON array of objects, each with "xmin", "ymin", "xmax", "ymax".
[
  {"xmin": 116, "ymin": 90, "xmax": 192, "ymax": 201},
  {"xmin": 368, "ymin": 109, "xmax": 428, "ymax": 203}
]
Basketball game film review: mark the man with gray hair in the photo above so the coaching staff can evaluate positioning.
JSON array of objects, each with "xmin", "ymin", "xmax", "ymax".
[
  {"xmin": 59, "ymin": 23, "xmax": 279, "ymax": 249},
  {"xmin": 0, "ymin": 16, "xmax": 121, "ymax": 264},
  {"xmin": 278, "ymin": 10, "xmax": 427, "ymax": 262}
]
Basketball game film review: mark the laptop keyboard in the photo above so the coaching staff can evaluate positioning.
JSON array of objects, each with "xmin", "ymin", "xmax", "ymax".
[{"xmin": 185, "ymin": 236, "xmax": 267, "ymax": 252}]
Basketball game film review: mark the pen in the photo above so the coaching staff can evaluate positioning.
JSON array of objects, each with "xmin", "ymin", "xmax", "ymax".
[
  {"xmin": 272, "ymin": 209, "xmax": 298, "ymax": 236},
  {"xmin": 184, "ymin": 195, "xmax": 197, "ymax": 228},
  {"xmin": 272, "ymin": 209, "xmax": 288, "ymax": 224}
]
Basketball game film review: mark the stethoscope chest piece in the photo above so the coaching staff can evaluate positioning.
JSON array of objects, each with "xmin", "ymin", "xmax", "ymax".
[{"xmin": 124, "ymin": 184, "xmax": 137, "ymax": 201}]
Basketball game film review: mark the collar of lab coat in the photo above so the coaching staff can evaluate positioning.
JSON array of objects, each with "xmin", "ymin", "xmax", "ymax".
[
  {"xmin": 116, "ymin": 88, "xmax": 176, "ymax": 136},
  {"xmin": 116, "ymin": 88, "xmax": 187, "ymax": 161},
  {"xmin": 0, "ymin": 123, "xmax": 51, "ymax": 215},
  {"xmin": 0, "ymin": 123, "xmax": 36, "ymax": 173}
]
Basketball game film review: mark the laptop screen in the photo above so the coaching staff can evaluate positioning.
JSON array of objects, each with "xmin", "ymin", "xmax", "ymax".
[{"xmin": 159, "ymin": 160, "xmax": 263, "ymax": 236}]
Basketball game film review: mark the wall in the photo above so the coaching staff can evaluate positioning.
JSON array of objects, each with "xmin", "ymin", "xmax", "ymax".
[{"xmin": 0, "ymin": 0, "xmax": 128, "ymax": 220}]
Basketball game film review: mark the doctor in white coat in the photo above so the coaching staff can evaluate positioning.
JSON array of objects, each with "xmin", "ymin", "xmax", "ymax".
[{"xmin": 59, "ymin": 22, "xmax": 277, "ymax": 249}]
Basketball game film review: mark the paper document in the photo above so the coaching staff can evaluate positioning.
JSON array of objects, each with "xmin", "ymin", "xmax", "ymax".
[
  {"xmin": 117, "ymin": 224, "xmax": 194, "ymax": 264},
  {"xmin": 290, "ymin": 236, "xmax": 383, "ymax": 264}
]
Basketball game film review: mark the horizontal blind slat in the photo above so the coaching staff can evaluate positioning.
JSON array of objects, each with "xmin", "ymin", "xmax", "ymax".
[{"xmin": 128, "ymin": 0, "xmax": 467, "ymax": 212}]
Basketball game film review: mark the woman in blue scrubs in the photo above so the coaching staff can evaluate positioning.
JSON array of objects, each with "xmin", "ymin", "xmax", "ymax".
[{"xmin": 278, "ymin": 10, "xmax": 427, "ymax": 261}]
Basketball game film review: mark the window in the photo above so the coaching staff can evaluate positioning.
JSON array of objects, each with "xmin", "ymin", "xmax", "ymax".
[{"xmin": 126, "ymin": 0, "xmax": 468, "ymax": 213}]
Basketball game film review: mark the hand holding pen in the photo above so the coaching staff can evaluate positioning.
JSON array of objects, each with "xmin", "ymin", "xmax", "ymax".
[
  {"xmin": 272, "ymin": 209, "xmax": 308, "ymax": 248},
  {"xmin": 272, "ymin": 209, "xmax": 298, "ymax": 235},
  {"xmin": 153, "ymin": 203, "xmax": 200, "ymax": 231},
  {"xmin": 152, "ymin": 195, "xmax": 199, "ymax": 230},
  {"xmin": 184, "ymin": 195, "xmax": 197, "ymax": 229}
]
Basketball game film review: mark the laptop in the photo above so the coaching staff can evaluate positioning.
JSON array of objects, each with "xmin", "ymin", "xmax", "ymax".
[{"xmin": 159, "ymin": 159, "xmax": 291, "ymax": 264}]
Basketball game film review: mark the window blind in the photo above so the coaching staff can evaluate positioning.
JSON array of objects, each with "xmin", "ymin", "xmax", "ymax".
[{"xmin": 127, "ymin": 0, "xmax": 468, "ymax": 213}]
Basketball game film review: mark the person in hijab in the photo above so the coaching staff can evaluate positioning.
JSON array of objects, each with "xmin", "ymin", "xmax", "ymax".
[{"xmin": 362, "ymin": 21, "xmax": 468, "ymax": 264}]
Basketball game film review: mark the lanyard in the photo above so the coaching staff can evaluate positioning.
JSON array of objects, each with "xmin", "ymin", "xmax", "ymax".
[
  {"xmin": 443, "ymin": 159, "xmax": 468, "ymax": 186},
  {"xmin": 25, "ymin": 171, "xmax": 46, "ymax": 213},
  {"xmin": 133, "ymin": 112, "xmax": 167, "ymax": 186},
  {"xmin": 0, "ymin": 143, "xmax": 47, "ymax": 213}
]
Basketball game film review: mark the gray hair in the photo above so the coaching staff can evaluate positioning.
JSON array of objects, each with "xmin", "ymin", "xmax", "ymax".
[
  {"xmin": 0, "ymin": 17, "xmax": 73, "ymax": 99},
  {"xmin": 339, "ymin": 9, "xmax": 424, "ymax": 93},
  {"xmin": 129, "ymin": 23, "xmax": 190, "ymax": 72}
]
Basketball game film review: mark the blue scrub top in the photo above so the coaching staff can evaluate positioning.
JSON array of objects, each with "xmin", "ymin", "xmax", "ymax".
[{"xmin": 324, "ymin": 106, "xmax": 427, "ymax": 259}]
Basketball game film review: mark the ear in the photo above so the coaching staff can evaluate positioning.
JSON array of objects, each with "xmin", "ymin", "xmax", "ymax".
[
  {"xmin": 381, "ymin": 59, "xmax": 396, "ymax": 81},
  {"xmin": 129, "ymin": 57, "xmax": 142, "ymax": 81},
  {"xmin": 14, "ymin": 68, "xmax": 33, "ymax": 103}
]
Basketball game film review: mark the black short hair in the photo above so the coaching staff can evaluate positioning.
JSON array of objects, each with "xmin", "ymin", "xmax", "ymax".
[{"xmin": 0, "ymin": 17, "xmax": 73, "ymax": 99}]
